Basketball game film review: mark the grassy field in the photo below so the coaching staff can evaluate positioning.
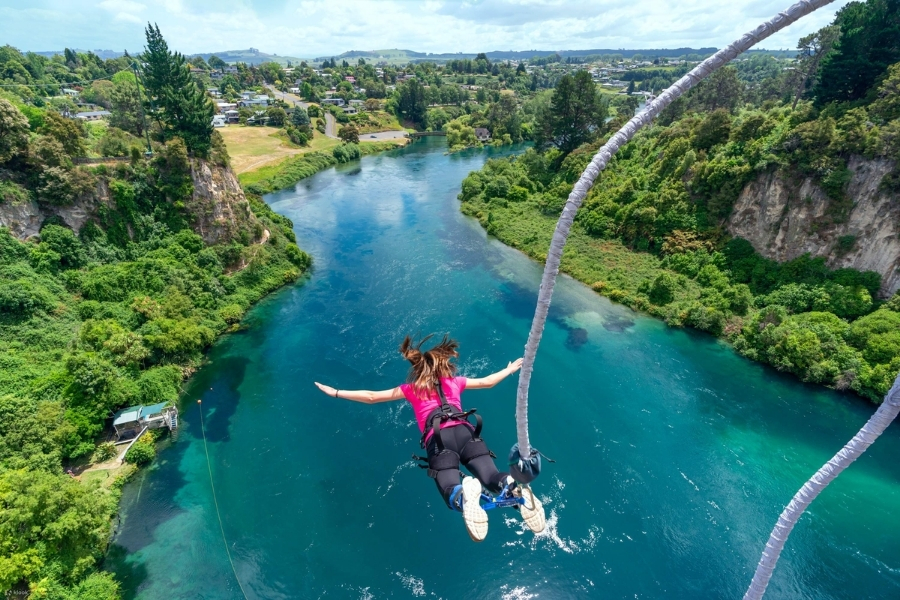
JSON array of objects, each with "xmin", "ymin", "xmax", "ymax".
[
  {"xmin": 220, "ymin": 126, "xmax": 341, "ymax": 174},
  {"xmin": 238, "ymin": 139, "xmax": 407, "ymax": 193}
]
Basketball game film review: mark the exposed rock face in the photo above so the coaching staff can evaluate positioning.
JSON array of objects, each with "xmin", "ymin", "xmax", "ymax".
[
  {"xmin": 0, "ymin": 161, "xmax": 257, "ymax": 245},
  {"xmin": 0, "ymin": 180, "xmax": 108, "ymax": 240},
  {"xmin": 728, "ymin": 156, "xmax": 900, "ymax": 297},
  {"xmin": 187, "ymin": 160, "xmax": 258, "ymax": 245}
]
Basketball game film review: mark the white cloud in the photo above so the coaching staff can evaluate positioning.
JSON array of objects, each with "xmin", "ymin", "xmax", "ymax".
[
  {"xmin": 1, "ymin": 0, "xmax": 851, "ymax": 56},
  {"xmin": 97, "ymin": 0, "xmax": 146, "ymax": 14}
]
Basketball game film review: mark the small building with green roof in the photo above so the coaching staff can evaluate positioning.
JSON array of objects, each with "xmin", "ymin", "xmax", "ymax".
[{"xmin": 112, "ymin": 402, "xmax": 178, "ymax": 440}]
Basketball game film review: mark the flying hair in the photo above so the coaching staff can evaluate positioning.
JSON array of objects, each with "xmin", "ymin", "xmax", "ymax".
[{"xmin": 399, "ymin": 334, "xmax": 459, "ymax": 396}]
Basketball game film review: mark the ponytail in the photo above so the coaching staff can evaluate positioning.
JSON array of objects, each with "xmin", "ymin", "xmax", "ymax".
[{"xmin": 399, "ymin": 334, "xmax": 459, "ymax": 396}]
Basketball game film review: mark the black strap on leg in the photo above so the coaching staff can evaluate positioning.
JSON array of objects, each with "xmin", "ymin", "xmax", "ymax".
[{"xmin": 426, "ymin": 449, "xmax": 460, "ymax": 479}]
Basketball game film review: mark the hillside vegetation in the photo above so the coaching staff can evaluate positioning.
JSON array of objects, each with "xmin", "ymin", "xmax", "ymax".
[
  {"xmin": 460, "ymin": 0, "xmax": 900, "ymax": 403},
  {"xmin": 0, "ymin": 27, "xmax": 310, "ymax": 599}
]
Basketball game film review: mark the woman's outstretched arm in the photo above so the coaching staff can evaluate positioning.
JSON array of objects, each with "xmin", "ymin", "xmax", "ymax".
[
  {"xmin": 314, "ymin": 382, "xmax": 404, "ymax": 404},
  {"xmin": 465, "ymin": 358, "xmax": 523, "ymax": 390}
]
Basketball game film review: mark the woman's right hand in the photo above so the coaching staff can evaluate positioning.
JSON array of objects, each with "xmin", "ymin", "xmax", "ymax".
[{"xmin": 507, "ymin": 358, "xmax": 523, "ymax": 373}]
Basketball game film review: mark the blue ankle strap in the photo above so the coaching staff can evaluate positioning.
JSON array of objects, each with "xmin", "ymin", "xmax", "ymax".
[{"xmin": 448, "ymin": 484, "xmax": 464, "ymax": 512}]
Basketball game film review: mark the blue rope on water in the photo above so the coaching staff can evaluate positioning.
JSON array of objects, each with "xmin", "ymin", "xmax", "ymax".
[{"xmin": 198, "ymin": 400, "xmax": 249, "ymax": 600}]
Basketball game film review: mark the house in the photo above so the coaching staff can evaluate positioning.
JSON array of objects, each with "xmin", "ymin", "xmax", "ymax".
[
  {"xmin": 474, "ymin": 127, "xmax": 491, "ymax": 143},
  {"xmin": 289, "ymin": 87, "xmax": 300, "ymax": 93},
  {"xmin": 212, "ymin": 115, "xmax": 227, "ymax": 127},
  {"xmin": 345, "ymin": 76, "xmax": 356, "ymax": 83},
  {"xmin": 207, "ymin": 87, "xmax": 220, "ymax": 97},
  {"xmin": 216, "ymin": 102, "xmax": 237, "ymax": 113},
  {"xmin": 322, "ymin": 97, "xmax": 345, "ymax": 106},
  {"xmin": 224, "ymin": 109, "xmax": 240, "ymax": 123},
  {"xmin": 349, "ymin": 99, "xmax": 364, "ymax": 107},
  {"xmin": 239, "ymin": 95, "xmax": 270, "ymax": 108},
  {"xmin": 74, "ymin": 110, "xmax": 111, "ymax": 121},
  {"xmin": 62, "ymin": 88, "xmax": 79, "ymax": 97},
  {"xmin": 112, "ymin": 403, "xmax": 177, "ymax": 441},
  {"xmin": 342, "ymin": 105, "xmax": 358, "ymax": 114}
]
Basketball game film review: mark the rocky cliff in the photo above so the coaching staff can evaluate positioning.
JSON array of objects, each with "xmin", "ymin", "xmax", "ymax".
[
  {"xmin": 728, "ymin": 156, "xmax": 900, "ymax": 297},
  {"xmin": 0, "ymin": 160, "xmax": 259, "ymax": 245},
  {"xmin": 185, "ymin": 160, "xmax": 258, "ymax": 245}
]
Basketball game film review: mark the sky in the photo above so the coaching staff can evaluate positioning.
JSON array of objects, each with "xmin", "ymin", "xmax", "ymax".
[{"xmin": 0, "ymin": 0, "xmax": 851, "ymax": 58}]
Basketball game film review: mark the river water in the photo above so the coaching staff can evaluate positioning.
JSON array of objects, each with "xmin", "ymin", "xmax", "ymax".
[{"xmin": 108, "ymin": 138, "xmax": 900, "ymax": 599}]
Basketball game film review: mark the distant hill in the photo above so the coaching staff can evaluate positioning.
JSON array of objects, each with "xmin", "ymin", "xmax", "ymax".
[
  {"xmin": 30, "ymin": 46, "xmax": 793, "ymax": 67},
  {"xmin": 314, "ymin": 48, "xmax": 732, "ymax": 64},
  {"xmin": 33, "ymin": 49, "xmax": 125, "ymax": 59},
  {"xmin": 192, "ymin": 48, "xmax": 303, "ymax": 66},
  {"xmin": 324, "ymin": 48, "xmax": 799, "ymax": 64}
]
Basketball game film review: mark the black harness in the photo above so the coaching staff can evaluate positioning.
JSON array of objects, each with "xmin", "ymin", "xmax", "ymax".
[
  {"xmin": 412, "ymin": 381, "xmax": 494, "ymax": 480},
  {"xmin": 420, "ymin": 381, "xmax": 482, "ymax": 451}
]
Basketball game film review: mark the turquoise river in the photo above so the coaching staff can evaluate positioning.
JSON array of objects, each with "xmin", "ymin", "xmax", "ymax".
[{"xmin": 108, "ymin": 138, "xmax": 900, "ymax": 599}]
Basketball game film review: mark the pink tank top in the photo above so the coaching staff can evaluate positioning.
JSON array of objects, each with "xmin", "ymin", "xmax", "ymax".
[{"xmin": 400, "ymin": 376, "xmax": 471, "ymax": 442}]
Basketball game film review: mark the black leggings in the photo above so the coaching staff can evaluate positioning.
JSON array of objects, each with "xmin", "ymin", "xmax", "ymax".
[{"xmin": 426, "ymin": 424, "xmax": 509, "ymax": 508}]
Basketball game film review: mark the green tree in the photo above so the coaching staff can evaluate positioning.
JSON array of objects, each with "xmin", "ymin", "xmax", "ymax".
[
  {"xmin": 291, "ymin": 106, "xmax": 310, "ymax": 127},
  {"xmin": 108, "ymin": 77, "xmax": 145, "ymax": 137},
  {"xmin": 140, "ymin": 23, "xmax": 214, "ymax": 155},
  {"xmin": 813, "ymin": 0, "xmax": 900, "ymax": 105},
  {"xmin": 788, "ymin": 25, "xmax": 840, "ymax": 109},
  {"xmin": 39, "ymin": 111, "xmax": 87, "ymax": 158},
  {"xmin": 0, "ymin": 99, "xmax": 29, "ymax": 163},
  {"xmin": 397, "ymin": 79, "xmax": 427, "ymax": 126},
  {"xmin": 266, "ymin": 106, "xmax": 287, "ymax": 127},
  {"xmin": 0, "ymin": 468, "xmax": 116, "ymax": 590},
  {"xmin": 536, "ymin": 70, "xmax": 607, "ymax": 156},
  {"xmin": 869, "ymin": 61, "xmax": 900, "ymax": 121},
  {"xmin": 208, "ymin": 55, "xmax": 226, "ymax": 69},
  {"xmin": 338, "ymin": 124, "xmax": 360, "ymax": 144},
  {"xmin": 692, "ymin": 66, "xmax": 743, "ymax": 112}
]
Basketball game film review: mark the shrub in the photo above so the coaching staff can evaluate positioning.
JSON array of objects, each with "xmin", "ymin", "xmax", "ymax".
[
  {"xmin": 649, "ymin": 272, "xmax": 677, "ymax": 305},
  {"xmin": 124, "ymin": 438, "xmax": 155, "ymax": 465},
  {"xmin": 219, "ymin": 304, "xmax": 244, "ymax": 324},
  {"xmin": 92, "ymin": 442, "xmax": 117, "ymax": 462}
]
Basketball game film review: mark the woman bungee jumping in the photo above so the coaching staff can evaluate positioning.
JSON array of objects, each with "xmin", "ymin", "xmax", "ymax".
[{"xmin": 314, "ymin": 334, "xmax": 545, "ymax": 541}]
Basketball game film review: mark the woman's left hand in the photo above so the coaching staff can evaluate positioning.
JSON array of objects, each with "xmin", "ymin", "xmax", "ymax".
[{"xmin": 314, "ymin": 382, "xmax": 336, "ymax": 396}]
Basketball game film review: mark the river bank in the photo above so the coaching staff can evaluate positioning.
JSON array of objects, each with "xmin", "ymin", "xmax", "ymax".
[
  {"xmin": 238, "ymin": 139, "xmax": 408, "ymax": 194},
  {"xmin": 459, "ymin": 165, "xmax": 898, "ymax": 405}
]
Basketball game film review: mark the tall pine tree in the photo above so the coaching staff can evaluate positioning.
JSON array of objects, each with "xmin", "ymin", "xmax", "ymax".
[{"xmin": 140, "ymin": 24, "xmax": 214, "ymax": 155}]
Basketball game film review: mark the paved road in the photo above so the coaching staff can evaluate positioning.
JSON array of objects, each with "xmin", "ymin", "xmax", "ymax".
[
  {"xmin": 267, "ymin": 86, "xmax": 339, "ymax": 139},
  {"xmin": 267, "ymin": 85, "xmax": 405, "ymax": 141}
]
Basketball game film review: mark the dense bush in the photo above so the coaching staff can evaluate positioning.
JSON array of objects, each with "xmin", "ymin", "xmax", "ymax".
[{"xmin": 124, "ymin": 437, "xmax": 155, "ymax": 465}]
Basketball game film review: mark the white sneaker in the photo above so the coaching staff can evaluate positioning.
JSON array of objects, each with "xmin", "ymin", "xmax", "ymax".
[
  {"xmin": 461, "ymin": 476, "xmax": 489, "ymax": 542},
  {"xmin": 515, "ymin": 482, "xmax": 546, "ymax": 533}
]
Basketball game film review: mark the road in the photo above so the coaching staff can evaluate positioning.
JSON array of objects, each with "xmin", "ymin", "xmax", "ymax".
[{"xmin": 267, "ymin": 85, "xmax": 404, "ymax": 141}]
